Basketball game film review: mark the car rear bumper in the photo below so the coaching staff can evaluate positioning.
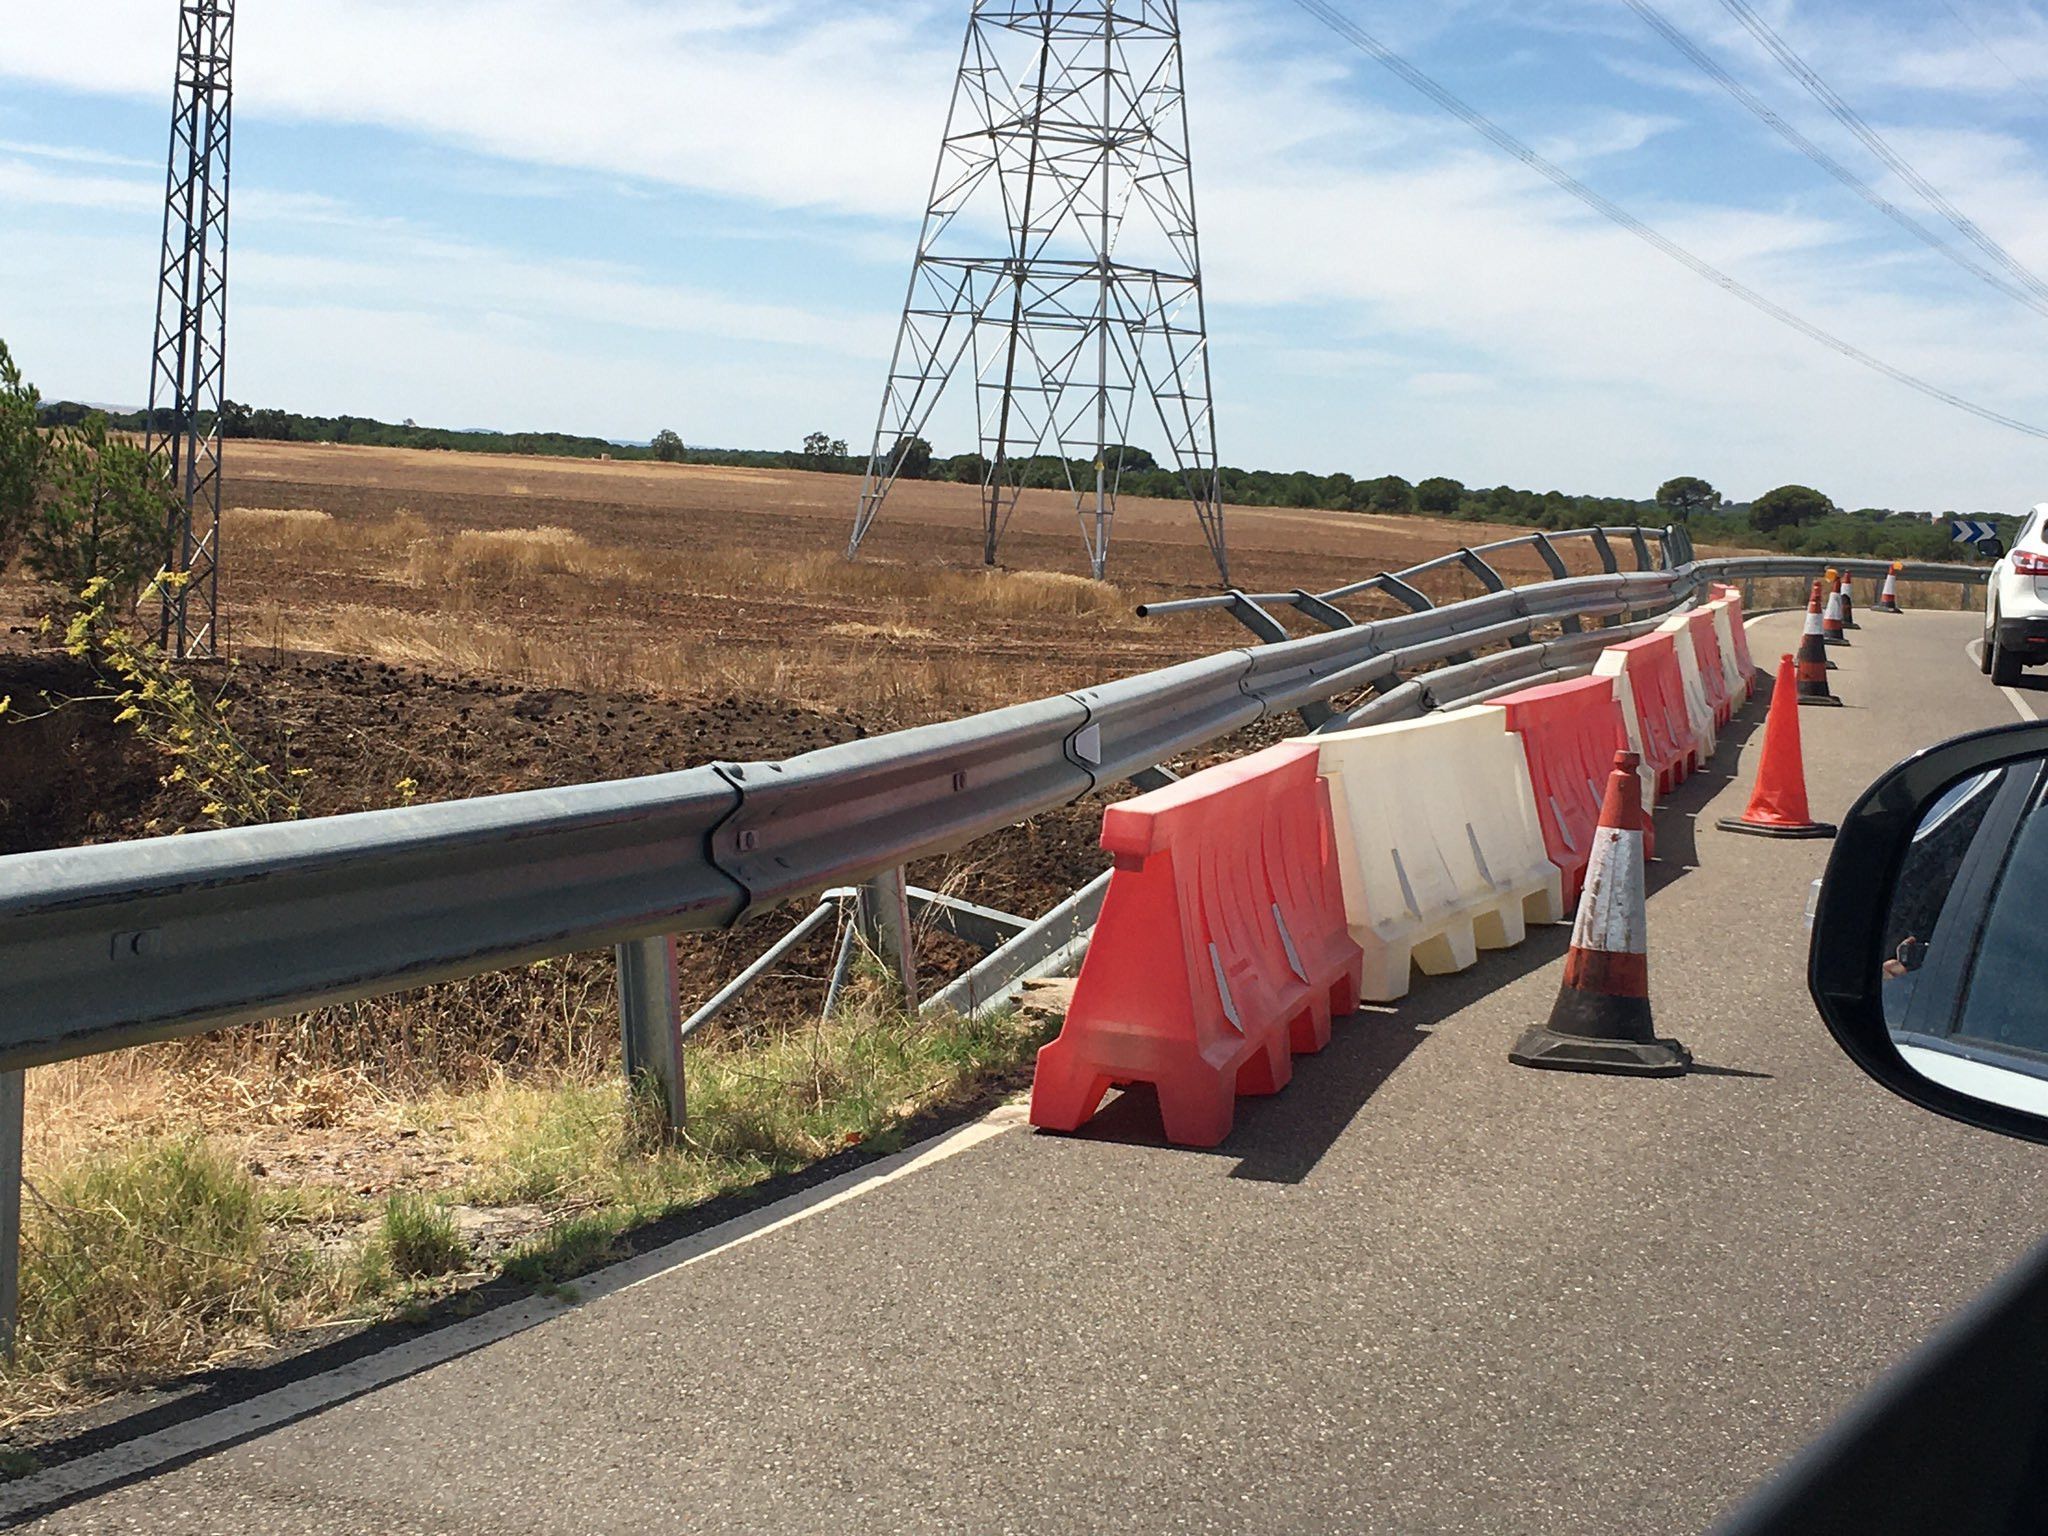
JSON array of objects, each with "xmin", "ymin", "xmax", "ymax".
[{"xmin": 1996, "ymin": 614, "xmax": 2048, "ymax": 658}]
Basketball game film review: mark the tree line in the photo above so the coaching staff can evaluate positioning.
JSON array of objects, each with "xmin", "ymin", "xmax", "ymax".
[{"xmin": 31, "ymin": 393, "xmax": 2012, "ymax": 567}]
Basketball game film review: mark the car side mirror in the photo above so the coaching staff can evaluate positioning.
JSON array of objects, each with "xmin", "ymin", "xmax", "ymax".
[
  {"xmin": 1982, "ymin": 538, "xmax": 2005, "ymax": 558},
  {"xmin": 1810, "ymin": 723, "xmax": 2048, "ymax": 1142}
]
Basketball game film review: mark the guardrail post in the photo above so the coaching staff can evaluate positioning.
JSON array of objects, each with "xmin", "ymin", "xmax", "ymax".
[
  {"xmin": 859, "ymin": 867, "xmax": 919, "ymax": 1008},
  {"xmin": 1588, "ymin": 528, "xmax": 1619, "ymax": 575},
  {"xmin": 616, "ymin": 936, "xmax": 687, "ymax": 1137},
  {"xmin": 1, "ymin": 1070, "xmax": 21, "ymax": 1362}
]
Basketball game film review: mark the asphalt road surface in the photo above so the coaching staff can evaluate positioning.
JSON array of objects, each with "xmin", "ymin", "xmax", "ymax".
[{"xmin": 18, "ymin": 607, "xmax": 2048, "ymax": 1535}]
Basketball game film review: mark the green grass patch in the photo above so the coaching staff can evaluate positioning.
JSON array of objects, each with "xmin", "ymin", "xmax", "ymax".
[
  {"xmin": 380, "ymin": 1193, "xmax": 469, "ymax": 1280},
  {"xmin": 501, "ymin": 1214, "xmax": 627, "ymax": 1287},
  {"xmin": 435, "ymin": 1001, "xmax": 1040, "ymax": 1223},
  {"xmin": 14, "ymin": 1137, "xmax": 386, "ymax": 1395}
]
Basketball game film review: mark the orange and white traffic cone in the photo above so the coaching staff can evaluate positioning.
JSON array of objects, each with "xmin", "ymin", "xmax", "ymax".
[
  {"xmin": 1717, "ymin": 655, "xmax": 1838, "ymax": 840},
  {"xmin": 1876, "ymin": 563, "xmax": 1903, "ymax": 614},
  {"xmin": 1797, "ymin": 581, "xmax": 1842, "ymax": 706},
  {"xmin": 1510, "ymin": 750, "xmax": 1690, "ymax": 1077},
  {"xmin": 1838, "ymin": 570, "xmax": 1859, "ymax": 629},
  {"xmin": 1822, "ymin": 584, "xmax": 1849, "ymax": 647}
]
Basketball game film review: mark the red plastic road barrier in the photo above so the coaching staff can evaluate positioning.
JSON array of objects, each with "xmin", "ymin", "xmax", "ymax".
[
  {"xmin": 1030, "ymin": 741, "xmax": 1364, "ymax": 1148},
  {"xmin": 1486, "ymin": 675, "xmax": 1640, "ymax": 908},
  {"xmin": 1687, "ymin": 610, "xmax": 1733, "ymax": 729},
  {"xmin": 1601, "ymin": 633, "xmax": 1694, "ymax": 793},
  {"xmin": 1713, "ymin": 586, "xmax": 1758, "ymax": 701}
]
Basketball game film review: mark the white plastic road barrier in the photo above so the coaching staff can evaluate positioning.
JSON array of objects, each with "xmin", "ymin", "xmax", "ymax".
[
  {"xmin": 1590, "ymin": 653, "xmax": 1664, "ymax": 816},
  {"xmin": 1658, "ymin": 611, "xmax": 1719, "ymax": 763},
  {"xmin": 1313, "ymin": 708, "xmax": 1564, "ymax": 1001},
  {"xmin": 1707, "ymin": 600, "xmax": 1751, "ymax": 704}
]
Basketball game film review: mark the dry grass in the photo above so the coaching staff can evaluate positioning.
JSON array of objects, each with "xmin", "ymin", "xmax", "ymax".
[
  {"xmin": 268, "ymin": 604, "xmax": 1025, "ymax": 716},
  {"xmin": 238, "ymin": 510, "xmax": 1142, "ymax": 624},
  {"xmin": 384, "ymin": 522, "xmax": 1134, "ymax": 618},
  {"xmin": 228, "ymin": 511, "xmax": 1146, "ymax": 716},
  {"xmin": 411, "ymin": 526, "xmax": 597, "ymax": 584},
  {"xmin": 224, "ymin": 506, "xmax": 335, "ymax": 531}
]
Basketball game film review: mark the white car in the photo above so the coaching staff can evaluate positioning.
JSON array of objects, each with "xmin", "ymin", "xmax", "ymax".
[{"xmin": 1981, "ymin": 501, "xmax": 2048, "ymax": 686}]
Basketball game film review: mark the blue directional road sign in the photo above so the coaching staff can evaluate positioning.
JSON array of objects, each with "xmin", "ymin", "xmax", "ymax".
[{"xmin": 1951, "ymin": 519, "xmax": 2000, "ymax": 546}]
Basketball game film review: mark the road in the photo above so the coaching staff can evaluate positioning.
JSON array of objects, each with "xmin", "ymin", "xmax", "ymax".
[{"xmin": 15, "ymin": 607, "xmax": 2048, "ymax": 1535}]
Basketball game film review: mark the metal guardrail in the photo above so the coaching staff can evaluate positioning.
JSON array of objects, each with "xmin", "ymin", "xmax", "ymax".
[
  {"xmin": 1702, "ymin": 555, "xmax": 1992, "ymax": 589},
  {"xmin": 0, "ymin": 563, "xmax": 1692, "ymax": 1071},
  {"xmin": 0, "ymin": 540, "xmax": 1987, "ymax": 1077}
]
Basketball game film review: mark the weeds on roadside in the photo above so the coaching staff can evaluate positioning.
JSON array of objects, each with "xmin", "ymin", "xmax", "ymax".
[
  {"xmin": 11, "ymin": 1138, "xmax": 383, "ymax": 1412},
  {"xmin": 4, "ymin": 986, "xmax": 1053, "ymax": 1431},
  {"xmin": 380, "ymin": 1193, "xmax": 469, "ymax": 1280},
  {"xmin": 71, "ymin": 585, "xmax": 301, "ymax": 828},
  {"xmin": 15, "ymin": 578, "xmax": 304, "ymax": 830}
]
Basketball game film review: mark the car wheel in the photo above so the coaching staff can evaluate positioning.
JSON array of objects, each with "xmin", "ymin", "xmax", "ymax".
[
  {"xmin": 1982, "ymin": 626, "xmax": 1996, "ymax": 674},
  {"xmin": 1992, "ymin": 634, "xmax": 2024, "ymax": 687}
]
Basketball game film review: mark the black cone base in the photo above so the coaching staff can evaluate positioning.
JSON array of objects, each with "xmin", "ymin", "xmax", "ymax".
[
  {"xmin": 1823, "ymin": 635, "xmax": 1849, "ymax": 647},
  {"xmin": 1715, "ymin": 816, "xmax": 1838, "ymax": 840},
  {"xmin": 1797, "ymin": 693, "xmax": 1843, "ymax": 707},
  {"xmin": 1510, "ymin": 989, "xmax": 1691, "ymax": 1077},
  {"xmin": 1510, "ymin": 1026, "xmax": 1691, "ymax": 1077}
]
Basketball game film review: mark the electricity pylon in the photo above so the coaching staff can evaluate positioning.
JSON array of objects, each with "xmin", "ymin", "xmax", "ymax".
[
  {"xmin": 848, "ymin": 1, "xmax": 1228, "ymax": 583},
  {"xmin": 146, "ymin": 0, "xmax": 235, "ymax": 658}
]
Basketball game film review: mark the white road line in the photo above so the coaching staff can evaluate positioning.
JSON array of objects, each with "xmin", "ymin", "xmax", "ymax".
[
  {"xmin": 1965, "ymin": 639, "xmax": 2042, "ymax": 722},
  {"xmin": 0, "ymin": 1103, "xmax": 1028, "ymax": 1522}
]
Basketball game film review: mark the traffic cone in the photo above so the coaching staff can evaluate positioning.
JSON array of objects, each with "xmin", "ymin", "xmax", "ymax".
[
  {"xmin": 1716, "ymin": 656, "xmax": 1838, "ymax": 840},
  {"xmin": 1838, "ymin": 571, "xmax": 1859, "ymax": 629},
  {"xmin": 1876, "ymin": 563, "xmax": 1903, "ymax": 614},
  {"xmin": 1510, "ymin": 750, "xmax": 1690, "ymax": 1077},
  {"xmin": 1822, "ymin": 586, "xmax": 1849, "ymax": 646},
  {"xmin": 1797, "ymin": 581, "xmax": 1842, "ymax": 707}
]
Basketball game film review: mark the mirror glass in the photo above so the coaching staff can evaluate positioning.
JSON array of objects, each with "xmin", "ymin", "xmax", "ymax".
[{"xmin": 1884, "ymin": 755, "xmax": 2048, "ymax": 1116}]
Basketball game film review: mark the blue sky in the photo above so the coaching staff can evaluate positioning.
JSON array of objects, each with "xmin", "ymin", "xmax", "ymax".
[{"xmin": 4, "ymin": 0, "xmax": 2048, "ymax": 512}]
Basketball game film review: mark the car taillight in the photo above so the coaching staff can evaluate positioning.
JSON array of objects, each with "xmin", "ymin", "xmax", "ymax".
[{"xmin": 2013, "ymin": 551, "xmax": 2048, "ymax": 575}]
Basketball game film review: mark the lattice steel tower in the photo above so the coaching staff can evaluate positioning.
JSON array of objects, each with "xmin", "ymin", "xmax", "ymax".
[
  {"xmin": 848, "ymin": 1, "xmax": 1227, "ymax": 583},
  {"xmin": 146, "ymin": 0, "xmax": 235, "ymax": 658}
]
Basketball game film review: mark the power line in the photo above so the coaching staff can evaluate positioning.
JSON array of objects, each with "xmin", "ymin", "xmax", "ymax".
[
  {"xmin": 1622, "ymin": 0, "xmax": 2048, "ymax": 321},
  {"xmin": 1281, "ymin": 0, "xmax": 2048, "ymax": 442},
  {"xmin": 1716, "ymin": 0, "xmax": 2048, "ymax": 308},
  {"xmin": 1934, "ymin": 0, "xmax": 2048, "ymax": 117}
]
